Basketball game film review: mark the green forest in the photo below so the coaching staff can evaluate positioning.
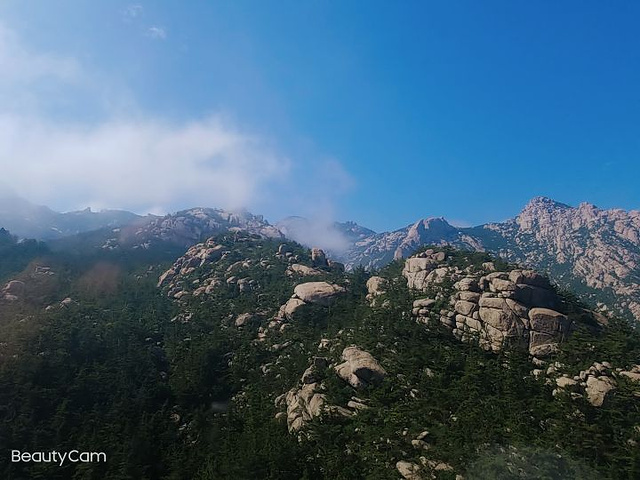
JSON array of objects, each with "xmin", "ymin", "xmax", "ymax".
[{"xmin": 0, "ymin": 234, "xmax": 639, "ymax": 479}]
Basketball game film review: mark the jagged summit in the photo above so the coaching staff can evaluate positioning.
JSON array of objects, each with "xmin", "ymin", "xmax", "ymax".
[
  {"xmin": 129, "ymin": 207, "xmax": 283, "ymax": 248},
  {"xmin": 336, "ymin": 198, "xmax": 640, "ymax": 322},
  {"xmin": 523, "ymin": 196, "xmax": 571, "ymax": 210}
]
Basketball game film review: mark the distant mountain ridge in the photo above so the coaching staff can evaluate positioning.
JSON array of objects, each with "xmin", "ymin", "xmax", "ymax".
[
  {"xmin": 1, "ymin": 195, "xmax": 639, "ymax": 321},
  {"xmin": 0, "ymin": 195, "xmax": 144, "ymax": 240},
  {"xmin": 339, "ymin": 197, "xmax": 640, "ymax": 321}
]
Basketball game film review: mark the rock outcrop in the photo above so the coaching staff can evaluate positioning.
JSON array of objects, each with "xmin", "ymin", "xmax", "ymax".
[
  {"xmin": 404, "ymin": 252, "xmax": 572, "ymax": 356},
  {"xmin": 481, "ymin": 197, "xmax": 640, "ymax": 321},
  {"xmin": 293, "ymin": 282, "xmax": 346, "ymax": 307},
  {"xmin": 259, "ymin": 282, "xmax": 347, "ymax": 340},
  {"xmin": 136, "ymin": 208, "xmax": 282, "ymax": 248},
  {"xmin": 311, "ymin": 248, "xmax": 328, "ymax": 267},
  {"xmin": 1, "ymin": 280, "xmax": 25, "ymax": 302},
  {"xmin": 335, "ymin": 346, "xmax": 387, "ymax": 388},
  {"xmin": 158, "ymin": 238, "xmax": 226, "ymax": 289},
  {"xmin": 286, "ymin": 264, "xmax": 323, "ymax": 277},
  {"xmin": 277, "ymin": 356, "xmax": 368, "ymax": 432},
  {"xmin": 547, "ymin": 361, "xmax": 640, "ymax": 407},
  {"xmin": 396, "ymin": 461, "xmax": 422, "ymax": 480},
  {"xmin": 365, "ymin": 276, "xmax": 388, "ymax": 305}
]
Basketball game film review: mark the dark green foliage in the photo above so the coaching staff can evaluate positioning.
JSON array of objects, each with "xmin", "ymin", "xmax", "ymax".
[
  {"xmin": 0, "ymin": 237, "xmax": 638, "ymax": 479},
  {"xmin": 0, "ymin": 228, "xmax": 49, "ymax": 281}
]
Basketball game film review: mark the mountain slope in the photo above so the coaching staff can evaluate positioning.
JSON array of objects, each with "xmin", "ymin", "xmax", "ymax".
[
  {"xmin": 341, "ymin": 198, "xmax": 640, "ymax": 322},
  {"xmin": 0, "ymin": 195, "xmax": 143, "ymax": 240},
  {"xmin": 344, "ymin": 217, "xmax": 483, "ymax": 271},
  {"xmin": 1, "ymin": 233, "xmax": 638, "ymax": 479}
]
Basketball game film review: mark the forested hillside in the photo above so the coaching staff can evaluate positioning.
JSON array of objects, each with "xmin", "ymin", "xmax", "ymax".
[{"xmin": 0, "ymin": 232, "xmax": 639, "ymax": 479}]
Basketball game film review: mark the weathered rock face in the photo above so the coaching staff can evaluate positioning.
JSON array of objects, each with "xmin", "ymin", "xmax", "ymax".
[
  {"xmin": 585, "ymin": 375, "xmax": 616, "ymax": 407},
  {"xmin": 365, "ymin": 276, "xmax": 387, "ymax": 305},
  {"xmin": 620, "ymin": 365, "xmax": 640, "ymax": 382},
  {"xmin": 340, "ymin": 197, "xmax": 640, "ymax": 323},
  {"xmin": 402, "ymin": 249, "xmax": 455, "ymax": 291},
  {"xmin": 158, "ymin": 238, "xmax": 226, "ymax": 289},
  {"xmin": 396, "ymin": 461, "xmax": 422, "ymax": 480},
  {"xmin": 345, "ymin": 217, "xmax": 481, "ymax": 271},
  {"xmin": 132, "ymin": 207, "xmax": 283, "ymax": 248},
  {"xmin": 277, "ymin": 298, "xmax": 306, "ymax": 321},
  {"xmin": 493, "ymin": 197, "xmax": 640, "ymax": 320},
  {"xmin": 277, "ymin": 356, "xmax": 364, "ymax": 432},
  {"xmin": 234, "ymin": 313, "xmax": 257, "ymax": 327},
  {"xmin": 283, "ymin": 382, "xmax": 327, "ymax": 432},
  {"xmin": 405, "ymin": 252, "xmax": 572, "ymax": 356},
  {"xmin": 286, "ymin": 264, "xmax": 323, "ymax": 277},
  {"xmin": 335, "ymin": 346, "xmax": 386, "ymax": 388},
  {"xmin": 293, "ymin": 282, "xmax": 346, "ymax": 307},
  {"xmin": 1, "ymin": 280, "xmax": 25, "ymax": 301}
]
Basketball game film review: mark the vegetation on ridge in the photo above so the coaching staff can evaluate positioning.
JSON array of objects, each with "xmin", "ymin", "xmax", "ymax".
[{"xmin": 0, "ymin": 234, "xmax": 638, "ymax": 479}]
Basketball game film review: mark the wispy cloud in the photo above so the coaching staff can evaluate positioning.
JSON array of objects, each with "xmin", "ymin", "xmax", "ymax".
[
  {"xmin": 0, "ymin": 23, "xmax": 83, "ymax": 88},
  {"xmin": 448, "ymin": 219, "xmax": 473, "ymax": 228},
  {"xmin": 146, "ymin": 26, "xmax": 167, "ymax": 40},
  {"xmin": 122, "ymin": 4, "xmax": 144, "ymax": 22}
]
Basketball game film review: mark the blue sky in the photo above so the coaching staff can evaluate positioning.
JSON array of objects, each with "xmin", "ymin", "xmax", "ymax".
[{"xmin": 0, "ymin": 1, "xmax": 638, "ymax": 231}]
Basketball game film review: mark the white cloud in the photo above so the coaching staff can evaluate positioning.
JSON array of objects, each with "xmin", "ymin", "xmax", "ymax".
[
  {"xmin": 0, "ymin": 21, "xmax": 289, "ymax": 214},
  {"xmin": 277, "ymin": 216, "xmax": 351, "ymax": 254},
  {"xmin": 146, "ymin": 26, "xmax": 167, "ymax": 40},
  {"xmin": 0, "ymin": 113, "xmax": 290, "ymax": 214}
]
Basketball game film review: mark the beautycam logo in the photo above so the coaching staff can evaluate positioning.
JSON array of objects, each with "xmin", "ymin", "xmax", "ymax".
[{"xmin": 11, "ymin": 450, "xmax": 107, "ymax": 466}]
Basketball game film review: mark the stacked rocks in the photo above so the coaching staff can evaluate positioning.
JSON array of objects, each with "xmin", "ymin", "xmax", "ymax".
[{"xmin": 404, "ymin": 252, "xmax": 572, "ymax": 356}]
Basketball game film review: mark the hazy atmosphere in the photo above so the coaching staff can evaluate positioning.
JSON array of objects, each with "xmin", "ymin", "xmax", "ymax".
[{"xmin": 1, "ymin": 1, "xmax": 639, "ymax": 231}]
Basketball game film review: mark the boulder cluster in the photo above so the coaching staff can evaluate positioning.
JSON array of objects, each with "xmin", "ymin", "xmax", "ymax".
[
  {"xmin": 403, "ymin": 250, "xmax": 572, "ymax": 356},
  {"xmin": 396, "ymin": 458, "xmax": 459, "ymax": 480},
  {"xmin": 259, "ymin": 281, "xmax": 346, "ymax": 340},
  {"xmin": 1, "ymin": 280, "xmax": 25, "ymax": 302},
  {"xmin": 546, "ymin": 361, "xmax": 640, "ymax": 407},
  {"xmin": 158, "ymin": 239, "xmax": 310, "ymax": 300},
  {"xmin": 276, "ymin": 346, "xmax": 382, "ymax": 432},
  {"xmin": 157, "ymin": 238, "xmax": 226, "ymax": 293}
]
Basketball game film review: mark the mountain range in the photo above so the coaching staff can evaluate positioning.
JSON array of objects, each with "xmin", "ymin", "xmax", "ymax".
[
  {"xmin": 0, "ymin": 194, "xmax": 145, "ymax": 240},
  {"xmin": 1, "ymin": 195, "xmax": 639, "ymax": 322}
]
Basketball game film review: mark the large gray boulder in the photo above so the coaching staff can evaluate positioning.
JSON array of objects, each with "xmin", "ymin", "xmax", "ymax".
[
  {"xmin": 585, "ymin": 375, "xmax": 617, "ymax": 407},
  {"xmin": 396, "ymin": 461, "xmax": 422, "ymax": 480},
  {"xmin": 293, "ymin": 282, "xmax": 346, "ymax": 307},
  {"xmin": 335, "ymin": 346, "xmax": 386, "ymax": 389},
  {"xmin": 366, "ymin": 276, "xmax": 387, "ymax": 303}
]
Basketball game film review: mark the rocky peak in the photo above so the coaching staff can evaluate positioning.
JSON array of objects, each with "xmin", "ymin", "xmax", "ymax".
[
  {"xmin": 516, "ymin": 197, "xmax": 571, "ymax": 231},
  {"xmin": 131, "ymin": 207, "xmax": 283, "ymax": 248}
]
